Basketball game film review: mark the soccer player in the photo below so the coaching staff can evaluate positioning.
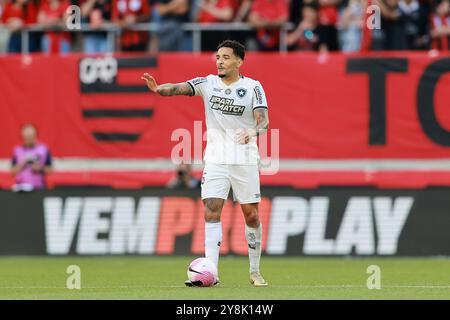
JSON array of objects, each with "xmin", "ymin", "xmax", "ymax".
[{"xmin": 141, "ymin": 40, "xmax": 269, "ymax": 287}]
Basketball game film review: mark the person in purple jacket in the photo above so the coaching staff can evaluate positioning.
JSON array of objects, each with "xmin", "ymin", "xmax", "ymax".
[{"xmin": 11, "ymin": 124, "xmax": 53, "ymax": 191}]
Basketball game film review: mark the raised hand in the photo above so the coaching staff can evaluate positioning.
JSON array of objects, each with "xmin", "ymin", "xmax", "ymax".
[{"xmin": 141, "ymin": 73, "xmax": 158, "ymax": 93}]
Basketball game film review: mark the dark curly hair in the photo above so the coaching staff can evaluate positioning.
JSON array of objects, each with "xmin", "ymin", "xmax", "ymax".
[{"xmin": 217, "ymin": 40, "xmax": 246, "ymax": 60}]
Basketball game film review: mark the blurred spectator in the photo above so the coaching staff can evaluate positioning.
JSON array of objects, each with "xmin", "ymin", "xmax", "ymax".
[
  {"xmin": 398, "ymin": 0, "xmax": 428, "ymax": 49},
  {"xmin": 195, "ymin": 0, "xmax": 233, "ymax": 51},
  {"xmin": 38, "ymin": 0, "xmax": 72, "ymax": 54},
  {"xmin": 0, "ymin": 0, "xmax": 443, "ymax": 53},
  {"xmin": 80, "ymin": 0, "xmax": 112, "ymax": 53},
  {"xmin": 112, "ymin": 0, "xmax": 151, "ymax": 51},
  {"xmin": 11, "ymin": 124, "xmax": 53, "ymax": 192},
  {"xmin": 0, "ymin": 0, "xmax": 10, "ymax": 52},
  {"xmin": 1, "ymin": 0, "xmax": 39, "ymax": 53},
  {"xmin": 229, "ymin": 0, "xmax": 253, "ymax": 48},
  {"xmin": 373, "ymin": 0, "xmax": 408, "ymax": 49},
  {"xmin": 196, "ymin": 0, "xmax": 232, "ymax": 22},
  {"xmin": 287, "ymin": 2, "xmax": 322, "ymax": 50},
  {"xmin": 317, "ymin": 0, "xmax": 341, "ymax": 51},
  {"xmin": 167, "ymin": 163, "xmax": 200, "ymax": 189},
  {"xmin": 430, "ymin": 0, "xmax": 450, "ymax": 50},
  {"xmin": 289, "ymin": 0, "xmax": 303, "ymax": 25},
  {"xmin": 232, "ymin": 0, "xmax": 252, "ymax": 21},
  {"xmin": 248, "ymin": 0, "xmax": 289, "ymax": 51},
  {"xmin": 339, "ymin": 0, "xmax": 365, "ymax": 52},
  {"xmin": 153, "ymin": 0, "xmax": 189, "ymax": 51}
]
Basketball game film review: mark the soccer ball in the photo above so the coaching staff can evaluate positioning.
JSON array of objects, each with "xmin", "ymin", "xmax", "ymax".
[{"xmin": 187, "ymin": 257, "xmax": 218, "ymax": 287}]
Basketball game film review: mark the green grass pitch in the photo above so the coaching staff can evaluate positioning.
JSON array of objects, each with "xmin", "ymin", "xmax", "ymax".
[{"xmin": 0, "ymin": 257, "xmax": 449, "ymax": 299}]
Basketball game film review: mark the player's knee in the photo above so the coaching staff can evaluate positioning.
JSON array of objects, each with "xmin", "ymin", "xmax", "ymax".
[
  {"xmin": 203, "ymin": 198, "xmax": 223, "ymax": 222},
  {"xmin": 204, "ymin": 210, "xmax": 221, "ymax": 222},
  {"xmin": 244, "ymin": 210, "xmax": 259, "ymax": 228}
]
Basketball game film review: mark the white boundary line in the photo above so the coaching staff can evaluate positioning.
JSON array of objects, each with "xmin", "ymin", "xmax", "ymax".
[
  {"xmin": 1, "ymin": 285, "xmax": 449, "ymax": 289},
  {"xmin": 2, "ymin": 159, "xmax": 450, "ymax": 171}
]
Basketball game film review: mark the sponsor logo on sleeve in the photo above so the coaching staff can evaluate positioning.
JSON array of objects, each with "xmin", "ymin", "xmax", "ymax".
[
  {"xmin": 254, "ymin": 86, "xmax": 263, "ymax": 105},
  {"xmin": 192, "ymin": 77, "xmax": 207, "ymax": 86}
]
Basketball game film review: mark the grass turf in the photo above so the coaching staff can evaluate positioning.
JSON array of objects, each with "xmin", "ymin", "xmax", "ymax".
[{"xmin": 0, "ymin": 256, "xmax": 449, "ymax": 299}]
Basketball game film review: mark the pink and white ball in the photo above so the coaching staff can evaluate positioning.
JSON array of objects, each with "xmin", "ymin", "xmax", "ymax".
[{"xmin": 187, "ymin": 258, "xmax": 218, "ymax": 287}]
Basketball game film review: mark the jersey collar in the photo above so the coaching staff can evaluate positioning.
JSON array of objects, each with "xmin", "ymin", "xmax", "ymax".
[{"xmin": 218, "ymin": 74, "xmax": 244, "ymax": 88}]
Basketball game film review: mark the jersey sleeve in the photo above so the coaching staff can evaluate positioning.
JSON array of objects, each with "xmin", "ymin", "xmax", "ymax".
[
  {"xmin": 186, "ymin": 76, "xmax": 208, "ymax": 97},
  {"xmin": 252, "ymin": 81, "xmax": 268, "ymax": 110}
]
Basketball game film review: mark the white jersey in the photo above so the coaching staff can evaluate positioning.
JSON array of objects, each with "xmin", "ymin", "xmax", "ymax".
[{"xmin": 187, "ymin": 74, "xmax": 268, "ymax": 165}]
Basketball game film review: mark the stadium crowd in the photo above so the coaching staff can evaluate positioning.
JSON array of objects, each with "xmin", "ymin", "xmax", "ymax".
[{"xmin": 0, "ymin": 0, "xmax": 448, "ymax": 53}]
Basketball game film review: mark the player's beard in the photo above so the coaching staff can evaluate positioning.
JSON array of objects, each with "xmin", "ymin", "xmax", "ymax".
[{"xmin": 218, "ymin": 73, "xmax": 226, "ymax": 78}]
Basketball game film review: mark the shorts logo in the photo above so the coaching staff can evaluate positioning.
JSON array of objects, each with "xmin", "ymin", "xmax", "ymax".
[
  {"xmin": 225, "ymin": 88, "xmax": 232, "ymax": 95},
  {"xmin": 210, "ymin": 95, "xmax": 245, "ymax": 116},
  {"xmin": 254, "ymin": 193, "xmax": 261, "ymax": 198},
  {"xmin": 237, "ymin": 88, "xmax": 247, "ymax": 98}
]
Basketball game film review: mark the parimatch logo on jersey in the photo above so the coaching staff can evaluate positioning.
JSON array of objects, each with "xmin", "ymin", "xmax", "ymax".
[{"xmin": 210, "ymin": 96, "xmax": 245, "ymax": 115}]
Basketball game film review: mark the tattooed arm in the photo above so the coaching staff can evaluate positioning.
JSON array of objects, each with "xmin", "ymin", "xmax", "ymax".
[
  {"xmin": 155, "ymin": 83, "xmax": 193, "ymax": 96},
  {"xmin": 236, "ymin": 108, "xmax": 270, "ymax": 144},
  {"xmin": 253, "ymin": 108, "xmax": 270, "ymax": 136},
  {"xmin": 141, "ymin": 73, "xmax": 193, "ymax": 96}
]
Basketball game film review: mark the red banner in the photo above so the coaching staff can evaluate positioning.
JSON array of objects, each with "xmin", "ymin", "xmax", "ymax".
[{"xmin": 1, "ymin": 52, "xmax": 449, "ymax": 159}]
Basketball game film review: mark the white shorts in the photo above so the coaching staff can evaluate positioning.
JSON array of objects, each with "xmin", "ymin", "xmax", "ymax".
[{"xmin": 201, "ymin": 163, "xmax": 261, "ymax": 204}]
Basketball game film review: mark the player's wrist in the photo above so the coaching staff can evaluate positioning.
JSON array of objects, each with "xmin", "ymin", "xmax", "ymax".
[
  {"xmin": 247, "ymin": 128, "xmax": 257, "ymax": 138},
  {"xmin": 155, "ymin": 85, "xmax": 164, "ymax": 95}
]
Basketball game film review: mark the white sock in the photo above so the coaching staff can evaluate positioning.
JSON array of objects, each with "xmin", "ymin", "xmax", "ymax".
[
  {"xmin": 245, "ymin": 224, "xmax": 262, "ymax": 274},
  {"xmin": 205, "ymin": 222, "xmax": 222, "ymax": 270}
]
